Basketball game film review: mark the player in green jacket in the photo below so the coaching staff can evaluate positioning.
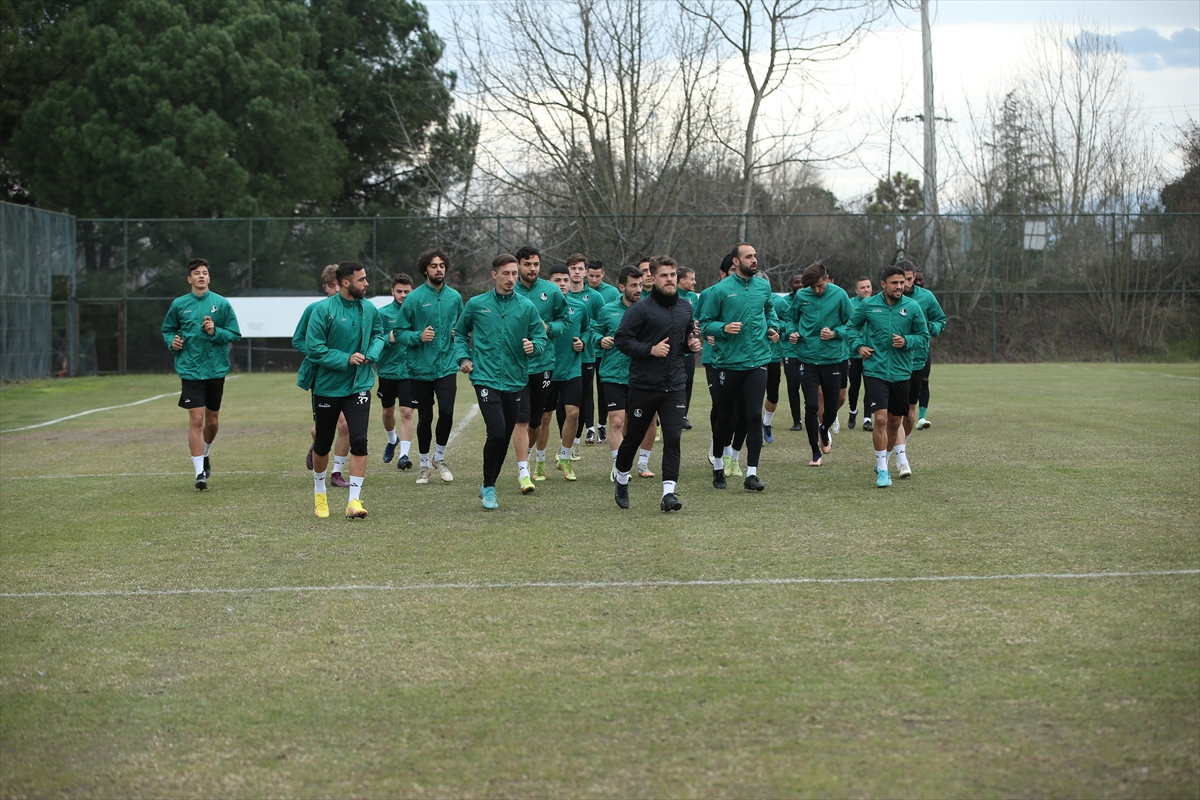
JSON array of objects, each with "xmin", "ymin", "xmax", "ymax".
[
  {"xmin": 845, "ymin": 275, "xmax": 874, "ymax": 432},
  {"xmin": 567, "ymin": 254, "xmax": 608, "ymax": 451},
  {"xmin": 455, "ymin": 254, "xmax": 548, "ymax": 508},
  {"xmin": 511, "ymin": 246, "xmax": 568, "ymax": 490},
  {"xmin": 677, "ymin": 266, "xmax": 701, "ymax": 430},
  {"xmin": 160, "ymin": 257, "xmax": 241, "ymax": 490},
  {"xmin": 376, "ymin": 272, "xmax": 416, "ymax": 472},
  {"xmin": 538, "ymin": 264, "xmax": 593, "ymax": 481},
  {"xmin": 586, "ymin": 259, "xmax": 620, "ymax": 443},
  {"xmin": 783, "ymin": 262, "xmax": 855, "ymax": 466},
  {"xmin": 294, "ymin": 265, "xmax": 352, "ymax": 484},
  {"xmin": 591, "ymin": 266, "xmax": 644, "ymax": 481},
  {"xmin": 845, "ymin": 264, "xmax": 929, "ymax": 488},
  {"xmin": 303, "ymin": 261, "xmax": 386, "ymax": 519},
  {"xmin": 901, "ymin": 262, "xmax": 948, "ymax": 432},
  {"xmin": 697, "ymin": 243, "xmax": 781, "ymax": 491},
  {"xmin": 762, "ymin": 283, "xmax": 790, "ymax": 443},
  {"xmin": 395, "ymin": 249, "xmax": 464, "ymax": 485}
]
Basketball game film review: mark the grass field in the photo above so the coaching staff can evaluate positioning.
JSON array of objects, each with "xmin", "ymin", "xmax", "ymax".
[{"xmin": 1, "ymin": 364, "xmax": 1197, "ymax": 798}]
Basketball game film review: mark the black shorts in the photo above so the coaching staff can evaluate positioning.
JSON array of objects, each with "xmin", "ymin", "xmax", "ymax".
[
  {"xmin": 908, "ymin": 357, "xmax": 931, "ymax": 405},
  {"xmin": 376, "ymin": 377, "xmax": 415, "ymax": 409},
  {"xmin": 863, "ymin": 376, "xmax": 910, "ymax": 418},
  {"xmin": 179, "ymin": 378, "xmax": 225, "ymax": 411},
  {"xmin": 545, "ymin": 375, "xmax": 583, "ymax": 412},
  {"xmin": 313, "ymin": 392, "xmax": 371, "ymax": 457},
  {"xmin": 601, "ymin": 382, "xmax": 629, "ymax": 412},
  {"xmin": 516, "ymin": 370, "xmax": 553, "ymax": 425}
]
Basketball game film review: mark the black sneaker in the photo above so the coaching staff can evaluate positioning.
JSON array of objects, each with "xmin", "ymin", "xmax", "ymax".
[
  {"xmin": 194, "ymin": 473, "xmax": 207, "ymax": 490},
  {"xmin": 763, "ymin": 424, "xmax": 774, "ymax": 443},
  {"xmin": 383, "ymin": 441, "xmax": 397, "ymax": 463},
  {"xmin": 660, "ymin": 492, "xmax": 682, "ymax": 512},
  {"xmin": 585, "ymin": 427, "xmax": 597, "ymax": 445},
  {"xmin": 789, "ymin": 421, "xmax": 803, "ymax": 431},
  {"xmin": 202, "ymin": 456, "xmax": 211, "ymax": 478},
  {"xmin": 743, "ymin": 474, "xmax": 765, "ymax": 491},
  {"xmin": 681, "ymin": 417, "xmax": 692, "ymax": 430},
  {"xmin": 397, "ymin": 454, "xmax": 413, "ymax": 471},
  {"xmin": 712, "ymin": 469, "xmax": 727, "ymax": 490},
  {"xmin": 598, "ymin": 425, "xmax": 607, "ymax": 444},
  {"xmin": 862, "ymin": 418, "xmax": 874, "ymax": 432},
  {"xmin": 614, "ymin": 481, "xmax": 630, "ymax": 509},
  {"xmin": 848, "ymin": 411, "xmax": 858, "ymax": 429}
]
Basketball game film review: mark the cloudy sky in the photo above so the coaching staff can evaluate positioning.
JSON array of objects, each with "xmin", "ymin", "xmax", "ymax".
[{"xmin": 426, "ymin": 0, "xmax": 1199, "ymax": 205}]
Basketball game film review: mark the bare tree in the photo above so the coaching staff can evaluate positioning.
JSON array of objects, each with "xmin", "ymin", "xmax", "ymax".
[{"xmin": 679, "ymin": 0, "xmax": 888, "ymax": 240}]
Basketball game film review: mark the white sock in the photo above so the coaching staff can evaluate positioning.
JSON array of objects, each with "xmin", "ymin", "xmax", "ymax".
[
  {"xmin": 895, "ymin": 443, "xmax": 909, "ymax": 467},
  {"xmin": 348, "ymin": 475, "xmax": 363, "ymax": 502},
  {"xmin": 638, "ymin": 448, "xmax": 652, "ymax": 466},
  {"xmin": 662, "ymin": 480, "xmax": 677, "ymax": 496},
  {"xmin": 202, "ymin": 441, "xmax": 211, "ymax": 457},
  {"xmin": 616, "ymin": 470, "xmax": 631, "ymax": 485},
  {"xmin": 400, "ymin": 440, "xmax": 411, "ymax": 457},
  {"xmin": 517, "ymin": 460, "xmax": 530, "ymax": 479},
  {"xmin": 886, "ymin": 448, "xmax": 894, "ymax": 465},
  {"xmin": 611, "ymin": 450, "xmax": 618, "ymax": 462},
  {"xmin": 746, "ymin": 466, "xmax": 757, "ymax": 477},
  {"xmin": 419, "ymin": 453, "xmax": 431, "ymax": 468},
  {"xmin": 762, "ymin": 410, "xmax": 775, "ymax": 425},
  {"xmin": 723, "ymin": 445, "xmax": 734, "ymax": 458},
  {"xmin": 559, "ymin": 445, "xmax": 572, "ymax": 461},
  {"xmin": 875, "ymin": 450, "xmax": 888, "ymax": 472},
  {"xmin": 386, "ymin": 428, "xmax": 398, "ymax": 445},
  {"xmin": 313, "ymin": 470, "xmax": 327, "ymax": 493},
  {"xmin": 435, "ymin": 443, "xmax": 446, "ymax": 461},
  {"xmin": 573, "ymin": 437, "xmax": 581, "ymax": 446},
  {"xmin": 332, "ymin": 455, "xmax": 347, "ymax": 474},
  {"xmin": 536, "ymin": 449, "xmax": 546, "ymax": 463},
  {"xmin": 191, "ymin": 455, "xmax": 205, "ymax": 475}
]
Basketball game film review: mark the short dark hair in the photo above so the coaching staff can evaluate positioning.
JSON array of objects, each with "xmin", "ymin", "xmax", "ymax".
[
  {"xmin": 493, "ymin": 253, "xmax": 518, "ymax": 270},
  {"xmin": 731, "ymin": 242, "xmax": 753, "ymax": 260},
  {"xmin": 586, "ymin": 259, "xmax": 604, "ymax": 272},
  {"xmin": 337, "ymin": 261, "xmax": 365, "ymax": 282},
  {"xmin": 617, "ymin": 266, "xmax": 643, "ymax": 286},
  {"xmin": 800, "ymin": 261, "xmax": 827, "ymax": 288},
  {"xmin": 515, "ymin": 246, "xmax": 540, "ymax": 262},
  {"xmin": 719, "ymin": 253, "xmax": 734, "ymax": 275},
  {"xmin": 636, "ymin": 256, "xmax": 651, "ymax": 267},
  {"xmin": 415, "ymin": 248, "xmax": 449, "ymax": 277},
  {"xmin": 881, "ymin": 264, "xmax": 906, "ymax": 282},
  {"xmin": 855, "ymin": 275, "xmax": 871, "ymax": 284},
  {"xmin": 565, "ymin": 253, "xmax": 587, "ymax": 268},
  {"xmin": 677, "ymin": 266, "xmax": 694, "ymax": 280},
  {"xmin": 393, "ymin": 273, "xmax": 413, "ymax": 287},
  {"xmin": 186, "ymin": 257, "xmax": 208, "ymax": 275},
  {"xmin": 896, "ymin": 258, "xmax": 917, "ymax": 274},
  {"xmin": 548, "ymin": 263, "xmax": 569, "ymax": 277},
  {"xmin": 650, "ymin": 255, "xmax": 677, "ymax": 275}
]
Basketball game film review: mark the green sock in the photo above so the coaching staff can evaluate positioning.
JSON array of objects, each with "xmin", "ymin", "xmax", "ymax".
[{"xmin": 919, "ymin": 406, "xmax": 928, "ymax": 418}]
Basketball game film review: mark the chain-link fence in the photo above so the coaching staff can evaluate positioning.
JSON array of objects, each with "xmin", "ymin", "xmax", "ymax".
[
  {"xmin": 59, "ymin": 211, "xmax": 1200, "ymax": 374},
  {"xmin": 1, "ymin": 202, "xmax": 77, "ymax": 380}
]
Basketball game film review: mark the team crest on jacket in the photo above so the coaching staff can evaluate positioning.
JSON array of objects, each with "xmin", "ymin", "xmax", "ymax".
[
  {"xmin": 210, "ymin": 305, "xmax": 217, "ymax": 313},
  {"xmin": 900, "ymin": 308, "xmax": 907, "ymax": 315},
  {"xmin": 540, "ymin": 292, "xmax": 548, "ymax": 300}
]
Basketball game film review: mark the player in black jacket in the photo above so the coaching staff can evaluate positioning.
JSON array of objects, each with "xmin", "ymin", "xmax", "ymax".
[{"xmin": 612, "ymin": 255, "xmax": 702, "ymax": 511}]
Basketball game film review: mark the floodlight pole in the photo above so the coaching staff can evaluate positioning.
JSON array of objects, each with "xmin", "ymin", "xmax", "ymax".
[{"xmin": 921, "ymin": 0, "xmax": 940, "ymax": 285}]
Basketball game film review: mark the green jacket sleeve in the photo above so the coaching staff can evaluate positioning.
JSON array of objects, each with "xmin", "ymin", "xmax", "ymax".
[
  {"xmin": 454, "ymin": 305, "xmax": 473, "ymax": 365},
  {"xmin": 161, "ymin": 302, "xmax": 180, "ymax": 351},
  {"xmin": 364, "ymin": 306, "xmax": 385, "ymax": 363},
  {"xmin": 305, "ymin": 304, "xmax": 352, "ymax": 372},
  {"xmin": 208, "ymin": 300, "xmax": 241, "ymax": 345},
  {"xmin": 925, "ymin": 294, "xmax": 947, "ymax": 338},
  {"xmin": 846, "ymin": 303, "xmax": 867, "ymax": 354},
  {"xmin": 904, "ymin": 305, "xmax": 930, "ymax": 353},
  {"xmin": 395, "ymin": 299, "xmax": 424, "ymax": 347},
  {"xmin": 545, "ymin": 291, "xmax": 568, "ymax": 340},
  {"xmin": 528, "ymin": 306, "xmax": 548, "ymax": 356},
  {"xmin": 832, "ymin": 292, "xmax": 854, "ymax": 341},
  {"xmin": 292, "ymin": 308, "xmax": 310, "ymax": 354}
]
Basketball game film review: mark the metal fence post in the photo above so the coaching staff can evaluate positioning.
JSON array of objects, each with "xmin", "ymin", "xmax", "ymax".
[
  {"xmin": 866, "ymin": 212, "xmax": 871, "ymax": 272},
  {"xmin": 1111, "ymin": 213, "xmax": 1119, "ymax": 362},
  {"xmin": 989, "ymin": 214, "xmax": 997, "ymax": 363},
  {"xmin": 122, "ymin": 219, "xmax": 129, "ymax": 374},
  {"xmin": 247, "ymin": 219, "xmax": 253, "ymax": 372}
]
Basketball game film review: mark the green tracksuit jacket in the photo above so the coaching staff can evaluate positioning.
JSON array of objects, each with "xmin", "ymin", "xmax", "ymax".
[
  {"xmin": 904, "ymin": 285, "xmax": 947, "ymax": 366},
  {"xmin": 845, "ymin": 293, "xmax": 929, "ymax": 382},
  {"xmin": 303, "ymin": 294, "xmax": 386, "ymax": 396},
  {"xmin": 454, "ymin": 289, "xmax": 548, "ymax": 394},
  {"xmin": 161, "ymin": 290, "xmax": 241, "ymax": 380},
  {"xmin": 592, "ymin": 282, "xmax": 620, "ymax": 305},
  {"xmin": 376, "ymin": 299, "xmax": 410, "ymax": 381},
  {"xmin": 569, "ymin": 287, "xmax": 607, "ymax": 363},
  {"xmin": 784, "ymin": 284, "xmax": 855, "ymax": 365},
  {"xmin": 770, "ymin": 292, "xmax": 790, "ymax": 361},
  {"xmin": 395, "ymin": 282, "xmax": 463, "ymax": 381},
  {"xmin": 515, "ymin": 278, "xmax": 568, "ymax": 374},
  {"xmin": 553, "ymin": 293, "xmax": 591, "ymax": 381},
  {"xmin": 698, "ymin": 272, "xmax": 780, "ymax": 371},
  {"xmin": 591, "ymin": 298, "xmax": 634, "ymax": 385}
]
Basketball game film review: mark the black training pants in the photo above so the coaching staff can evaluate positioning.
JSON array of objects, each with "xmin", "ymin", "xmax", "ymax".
[
  {"xmin": 848, "ymin": 357, "xmax": 864, "ymax": 411},
  {"xmin": 799, "ymin": 362, "xmax": 841, "ymax": 459},
  {"xmin": 412, "ymin": 374, "xmax": 457, "ymax": 454},
  {"xmin": 710, "ymin": 366, "xmax": 767, "ymax": 468},
  {"xmin": 617, "ymin": 388, "xmax": 686, "ymax": 482},
  {"xmin": 783, "ymin": 357, "xmax": 803, "ymax": 425},
  {"xmin": 683, "ymin": 353, "xmax": 695, "ymax": 416},
  {"xmin": 475, "ymin": 385, "xmax": 519, "ymax": 488},
  {"xmin": 580, "ymin": 361, "xmax": 598, "ymax": 433}
]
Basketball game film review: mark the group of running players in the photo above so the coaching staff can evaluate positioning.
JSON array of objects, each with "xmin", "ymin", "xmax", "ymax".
[{"xmin": 161, "ymin": 244, "xmax": 946, "ymax": 517}]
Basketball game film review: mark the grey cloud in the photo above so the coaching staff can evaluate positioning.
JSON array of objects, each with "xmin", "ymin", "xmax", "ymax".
[{"xmin": 1113, "ymin": 27, "xmax": 1199, "ymax": 70}]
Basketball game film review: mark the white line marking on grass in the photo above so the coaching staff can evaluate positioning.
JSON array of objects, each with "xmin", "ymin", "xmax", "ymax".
[
  {"xmin": 0, "ymin": 376, "xmax": 244, "ymax": 434},
  {"xmin": 7, "ymin": 471, "xmax": 294, "ymax": 480},
  {"xmin": 2, "ymin": 569, "xmax": 1195, "ymax": 599},
  {"xmin": 446, "ymin": 404, "xmax": 479, "ymax": 447},
  {"xmin": 1129, "ymin": 370, "xmax": 1200, "ymax": 381}
]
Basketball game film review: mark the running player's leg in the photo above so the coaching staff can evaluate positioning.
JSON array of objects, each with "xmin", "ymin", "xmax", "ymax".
[
  {"xmin": 556, "ymin": 377, "xmax": 582, "ymax": 478},
  {"xmin": 602, "ymin": 382, "xmax": 627, "ymax": 480},
  {"xmin": 636, "ymin": 413, "xmax": 657, "ymax": 477},
  {"xmin": 886, "ymin": 379, "xmax": 910, "ymax": 477},
  {"xmin": 783, "ymin": 356, "xmax": 803, "ymax": 430},
  {"xmin": 378, "ymin": 378, "xmax": 399, "ymax": 463},
  {"xmin": 328, "ymin": 412, "xmax": 351, "ymax": 487},
  {"xmin": 706, "ymin": 365, "xmax": 724, "ymax": 468},
  {"xmin": 799, "ymin": 363, "xmax": 823, "ymax": 464},
  {"xmin": 580, "ymin": 361, "xmax": 596, "ymax": 442},
  {"xmin": 411, "ymin": 379, "xmax": 435, "ymax": 476},
  {"xmin": 476, "ymin": 386, "xmax": 518, "ymax": 504},
  {"xmin": 310, "ymin": 395, "xmax": 341, "ymax": 516},
  {"xmin": 761, "ymin": 359, "xmax": 781, "ymax": 441},
  {"xmin": 847, "ymin": 357, "xmax": 863, "ymax": 428},
  {"xmin": 657, "ymin": 389, "xmax": 687, "ymax": 506},
  {"xmin": 682, "ymin": 352, "xmax": 695, "ymax": 427},
  {"xmin": 817, "ymin": 364, "xmax": 842, "ymax": 454},
  {"xmin": 738, "ymin": 367, "xmax": 767, "ymax": 488},
  {"xmin": 342, "ymin": 391, "xmax": 372, "ymax": 516},
  {"xmin": 862, "ymin": 377, "xmax": 892, "ymax": 485},
  {"xmin": 431, "ymin": 374, "xmax": 457, "ymax": 481},
  {"xmin": 615, "ymin": 393, "xmax": 655, "ymax": 482},
  {"xmin": 595, "ymin": 372, "xmax": 608, "ymax": 441},
  {"xmin": 903, "ymin": 365, "xmax": 924, "ymax": 437},
  {"xmin": 397, "ymin": 379, "xmax": 415, "ymax": 469},
  {"xmin": 918, "ymin": 356, "xmax": 931, "ymax": 423}
]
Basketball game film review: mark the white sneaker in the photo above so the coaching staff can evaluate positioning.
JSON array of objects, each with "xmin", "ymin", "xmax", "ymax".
[
  {"xmin": 434, "ymin": 460, "xmax": 454, "ymax": 482},
  {"xmin": 898, "ymin": 462, "xmax": 913, "ymax": 478},
  {"xmin": 707, "ymin": 447, "xmax": 717, "ymax": 467},
  {"xmin": 917, "ymin": 417, "xmax": 931, "ymax": 430},
  {"xmin": 831, "ymin": 418, "xmax": 840, "ymax": 434},
  {"xmin": 416, "ymin": 466, "xmax": 432, "ymax": 484}
]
